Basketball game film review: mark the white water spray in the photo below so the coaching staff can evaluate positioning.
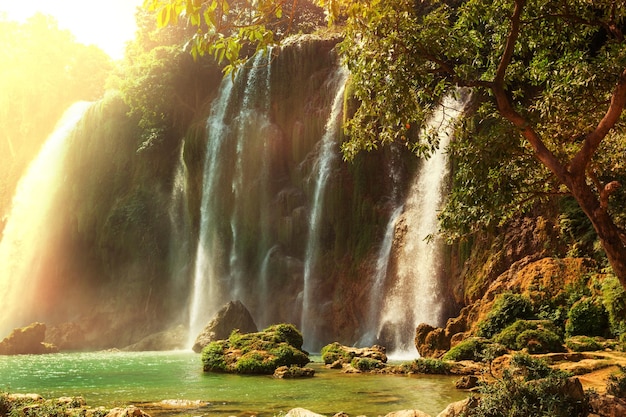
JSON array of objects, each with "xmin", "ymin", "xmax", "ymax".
[
  {"xmin": 0, "ymin": 102, "xmax": 92, "ymax": 336},
  {"xmin": 301, "ymin": 67, "xmax": 349, "ymax": 350},
  {"xmin": 228, "ymin": 51, "xmax": 272, "ymax": 302},
  {"xmin": 187, "ymin": 79, "xmax": 235, "ymax": 346},
  {"xmin": 379, "ymin": 96, "xmax": 465, "ymax": 357}
]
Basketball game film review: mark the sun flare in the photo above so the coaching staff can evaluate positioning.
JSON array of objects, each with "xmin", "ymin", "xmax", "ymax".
[{"xmin": 0, "ymin": 0, "xmax": 144, "ymax": 59}]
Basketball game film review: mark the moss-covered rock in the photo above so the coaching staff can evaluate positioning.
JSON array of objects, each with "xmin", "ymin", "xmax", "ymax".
[
  {"xmin": 200, "ymin": 324, "xmax": 310, "ymax": 374},
  {"xmin": 476, "ymin": 293, "xmax": 534, "ymax": 339},
  {"xmin": 321, "ymin": 342, "xmax": 387, "ymax": 365}
]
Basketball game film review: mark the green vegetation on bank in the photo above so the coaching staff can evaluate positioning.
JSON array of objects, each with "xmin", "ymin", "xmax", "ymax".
[{"xmin": 460, "ymin": 354, "xmax": 587, "ymax": 417}]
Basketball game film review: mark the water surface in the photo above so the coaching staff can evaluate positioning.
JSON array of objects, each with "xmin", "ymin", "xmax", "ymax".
[{"xmin": 0, "ymin": 351, "xmax": 466, "ymax": 416}]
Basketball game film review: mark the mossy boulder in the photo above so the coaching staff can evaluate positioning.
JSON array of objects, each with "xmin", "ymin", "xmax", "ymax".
[
  {"xmin": 321, "ymin": 342, "xmax": 387, "ymax": 368},
  {"xmin": 201, "ymin": 324, "xmax": 310, "ymax": 374}
]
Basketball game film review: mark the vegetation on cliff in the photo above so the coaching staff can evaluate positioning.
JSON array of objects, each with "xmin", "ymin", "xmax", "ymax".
[{"xmin": 148, "ymin": 0, "xmax": 626, "ymax": 290}]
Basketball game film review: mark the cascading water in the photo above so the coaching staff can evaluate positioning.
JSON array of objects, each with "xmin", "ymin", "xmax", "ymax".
[
  {"xmin": 378, "ymin": 96, "xmax": 465, "ymax": 357},
  {"xmin": 187, "ymin": 78, "xmax": 235, "ymax": 345},
  {"xmin": 0, "ymin": 102, "xmax": 92, "ymax": 336},
  {"xmin": 167, "ymin": 142, "xmax": 192, "ymax": 316},
  {"xmin": 228, "ymin": 51, "xmax": 272, "ymax": 303},
  {"xmin": 188, "ymin": 51, "xmax": 273, "ymax": 344},
  {"xmin": 300, "ymin": 67, "xmax": 349, "ymax": 351}
]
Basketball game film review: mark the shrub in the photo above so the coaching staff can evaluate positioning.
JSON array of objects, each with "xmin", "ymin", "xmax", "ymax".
[
  {"xmin": 509, "ymin": 353, "xmax": 558, "ymax": 380},
  {"xmin": 516, "ymin": 328, "xmax": 563, "ymax": 354},
  {"xmin": 460, "ymin": 354, "xmax": 585, "ymax": 417},
  {"xmin": 477, "ymin": 293, "xmax": 534, "ymax": 338},
  {"xmin": 565, "ymin": 336, "xmax": 603, "ymax": 352},
  {"xmin": 565, "ymin": 297, "xmax": 609, "ymax": 337},
  {"xmin": 442, "ymin": 337, "xmax": 506, "ymax": 362},
  {"xmin": 606, "ymin": 365, "xmax": 626, "ymax": 398},
  {"xmin": 601, "ymin": 276, "xmax": 626, "ymax": 337},
  {"xmin": 351, "ymin": 357, "xmax": 385, "ymax": 371},
  {"xmin": 494, "ymin": 319, "xmax": 562, "ymax": 352},
  {"xmin": 403, "ymin": 358, "xmax": 452, "ymax": 375}
]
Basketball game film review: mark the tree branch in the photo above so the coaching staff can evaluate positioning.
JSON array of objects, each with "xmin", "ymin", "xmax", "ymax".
[
  {"xmin": 569, "ymin": 68, "xmax": 626, "ymax": 176},
  {"xmin": 491, "ymin": 0, "xmax": 570, "ymax": 184}
]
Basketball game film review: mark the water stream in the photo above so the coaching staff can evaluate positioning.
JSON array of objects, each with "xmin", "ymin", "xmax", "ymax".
[
  {"xmin": 379, "ymin": 96, "xmax": 466, "ymax": 356},
  {"xmin": 188, "ymin": 78, "xmax": 235, "ymax": 346},
  {"xmin": 300, "ymin": 68, "xmax": 349, "ymax": 351},
  {"xmin": 0, "ymin": 351, "xmax": 467, "ymax": 417}
]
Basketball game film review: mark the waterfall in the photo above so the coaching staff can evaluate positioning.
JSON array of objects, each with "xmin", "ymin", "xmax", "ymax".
[
  {"xmin": 379, "ymin": 96, "xmax": 465, "ymax": 357},
  {"xmin": 0, "ymin": 102, "xmax": 92, "ymax": 336},
  {"xmin": 188, "ymin": 50, "xmax": 272, "ymax": 345},
  {"xmin": 301, "ymin": 67, "xmax": 348, "ymax": 351},
  {"xmin": 187, "ymin": 78, "xmax": 235, "ymax": 345},
  {"xmin": 168, "ymin": 141, "xmax": 192, "ymax": 320},
  {"xmin": 228, "ymin": 50, "xmax": 272, "ymax": 303}
]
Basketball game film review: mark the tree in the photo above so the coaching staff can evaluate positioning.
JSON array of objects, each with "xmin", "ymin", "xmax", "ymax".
[
  {"xmin": 0, "ymin": 13, "xmax": 112, "ymax": 225},
  {"xmin": 146, "ymin": 0, "xmax": 626, "ymax": 287},
  {"xmin": 142, "ymin": 0, "xmax": 326, "ymax": 74},
  {"xmin": 338, "ymin": 0, "xmax": 626, "ymax": 286}
]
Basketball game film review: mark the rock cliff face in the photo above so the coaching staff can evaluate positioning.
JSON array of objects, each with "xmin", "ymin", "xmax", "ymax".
[
  {"xmin": 0, "ymin": 35, "xmax": 428, "ymax": 351},
  {"xmin": 3, "ymin": 34, "xmax": 592, "ymax": 354}
]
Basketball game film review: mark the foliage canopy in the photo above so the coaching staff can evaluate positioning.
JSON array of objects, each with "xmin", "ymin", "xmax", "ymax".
[{"xmin": 146, "ymin": 0, "xmax": 626, "ymax": 285}]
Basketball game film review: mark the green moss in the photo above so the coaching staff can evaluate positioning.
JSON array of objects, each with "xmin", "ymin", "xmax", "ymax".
[
  {"xmin": 402, "ymin": 358, "xmax": 452, "ymax": 374},
  {"xmin": 321, "ymin": 342, "xmax": 353, "ymax": 364},
  {"xmin": 235, "ymin": 351, "xmax": 274, "ymax": 374},
  {"xmin": 201, "ymin": 341, "xmax": 228, "ymax": 372},
  {"xmin": 442, "ymin": 337, "xmax": 507, "ymax": 362},
  {"xmin": 350, "ymin": 357, "xmax": 385, "ymax": 371}
]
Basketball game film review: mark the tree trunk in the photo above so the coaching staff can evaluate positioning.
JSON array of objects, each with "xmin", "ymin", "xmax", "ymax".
[{"xmin": 569, "ymin": 176, "xmax": 626, "ymax": 287}]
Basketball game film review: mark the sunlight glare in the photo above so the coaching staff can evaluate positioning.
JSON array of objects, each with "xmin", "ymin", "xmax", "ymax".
[{"xmin": 0, "ymin": 0, "xmax": 144, "ymax": 59}]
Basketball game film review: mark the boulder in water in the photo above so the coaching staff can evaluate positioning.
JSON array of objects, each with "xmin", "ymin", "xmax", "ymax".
[
  {"xmin": 201, "ymin": 323, "xmax": 309, "ymax": 374},
  {"xmin": 273, "ymin": 365, "xmax": 315, "ymax": 378},
  {"xmin": 0, "ymin": 322, "xmax": 58, "ymax": 355},
  {"xmin": 321, "ymin": 342, "xmax": 388, "ymax": 363},
  {"xmin": 192, "ymin": 300, "xmax": 258, "ymax": 353},
  {"xmin": 414, "ymin": 323, "xmax": 450, "ymax": 358}
]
